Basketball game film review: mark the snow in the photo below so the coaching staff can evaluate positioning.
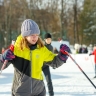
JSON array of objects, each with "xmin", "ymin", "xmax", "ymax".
[{"xmin": 0, "ymin": 54, "xmax": 96, "ymax": 96}]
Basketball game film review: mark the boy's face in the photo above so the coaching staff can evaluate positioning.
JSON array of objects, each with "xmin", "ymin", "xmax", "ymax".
[
  {"xmin": 26, "ymin": 34, "xmax": 39, "ymax": 44},
  {"xmin": 45, "ymin": 38, "xmax": 52, "ymax": 44}
]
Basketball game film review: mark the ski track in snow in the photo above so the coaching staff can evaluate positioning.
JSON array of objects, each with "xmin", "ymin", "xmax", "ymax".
[{"xmin": 0, "ymin": 54, "xmax": 96, "ymax": 96}]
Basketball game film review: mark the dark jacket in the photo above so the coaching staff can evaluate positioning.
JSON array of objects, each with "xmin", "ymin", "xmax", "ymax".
[{"xmin": 42, "ymin": 43, "xmax": 53, "ymax": 69}]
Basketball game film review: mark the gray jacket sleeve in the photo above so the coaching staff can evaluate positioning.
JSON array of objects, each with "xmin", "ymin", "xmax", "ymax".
[{"xmin": 44, "ymin": 55, "xmax": 65, "ymax": 69}]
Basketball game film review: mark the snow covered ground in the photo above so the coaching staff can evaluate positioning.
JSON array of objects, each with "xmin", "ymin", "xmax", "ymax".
[{"xmin": 0, "ymin": 54, "xmax": 96, "ymax": 96}]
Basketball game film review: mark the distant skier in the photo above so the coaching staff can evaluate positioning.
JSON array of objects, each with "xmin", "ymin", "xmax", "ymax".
[
  {"xmin": 89, "ymin": 44, "xmax": 96, "ymax": 78},
  {"xmin": 42, "ymin": 33, "xmax": 54, "ymax": 96},
  {"xmin": 79, "ymin": 44, "xmax": 88, "ymax": 54}
]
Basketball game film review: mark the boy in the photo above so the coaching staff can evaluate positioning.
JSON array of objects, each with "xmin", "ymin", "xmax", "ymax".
[{"xmin": 42, "ymin": 33, "xmax": 54, "ymax": 96}]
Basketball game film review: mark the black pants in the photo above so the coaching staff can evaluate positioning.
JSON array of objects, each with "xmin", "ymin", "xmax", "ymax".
[{"xmin": 42, "ymin": 66, "xmax": 54, "ymax": 96}]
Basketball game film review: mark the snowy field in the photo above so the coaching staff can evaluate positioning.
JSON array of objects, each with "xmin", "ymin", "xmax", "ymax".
[{"xmin": 0, "ymin": 54, "xmax": 96, "ymax": 96}]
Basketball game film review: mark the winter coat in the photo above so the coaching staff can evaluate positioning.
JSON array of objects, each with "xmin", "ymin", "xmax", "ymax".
[
  {"xmin": 0, "ymin": 35, "xmax": 65, "ymax": 96},
  {"xmin": 42, "ymin": 43, "xmax": 53, "ymax": 69},
  {"xmin": 91, "ymin": 49, "xmax": 96, "ymax": 64}
]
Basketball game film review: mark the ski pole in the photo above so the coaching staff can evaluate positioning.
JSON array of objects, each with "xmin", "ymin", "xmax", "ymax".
[
  {"xmin": 0, "ymin": 40, "xmax": 15, "ymax": 75},
  {"xmin": 0, "ymin": 60, "xmax": 8, "ymax": 75},
  {"xmin": 65, "ymin": 51, "xmax": 96, "ymax": 89}
]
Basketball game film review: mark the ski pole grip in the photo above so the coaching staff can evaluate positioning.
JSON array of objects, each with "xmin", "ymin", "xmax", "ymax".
[
  {"xmin": 9, "ymin": 40, "xmax": 15, "ymax": 52},
  {"xmin": 64, "ymin": 51, "xmax": 69, "ymax": 56},
  {"xmin": 60, "ymin": 49, "xmax": 69, "ymax": 56}
]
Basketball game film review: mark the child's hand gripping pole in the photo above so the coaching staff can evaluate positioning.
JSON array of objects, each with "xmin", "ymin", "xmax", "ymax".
[
  {"xmin": 0, "ymin": 40, "xmax": 15, "ymax": 75},
  {"xmin": 59, "ymin": 44, "xmax": 70, "ymax": 62},
  {"xmin": 64, "ymin": 50, "xmax": 96, "ymax": 89}
]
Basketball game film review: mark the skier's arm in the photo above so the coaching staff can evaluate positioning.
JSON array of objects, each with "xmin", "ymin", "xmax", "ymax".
[{"xmin": 43, "ymin": 44, "xmax": 70, "ymax": 68}]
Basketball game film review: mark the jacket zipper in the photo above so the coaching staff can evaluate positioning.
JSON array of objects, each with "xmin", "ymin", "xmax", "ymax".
[{"xmin": 30, "ymin": 51, "xmax": 32, "ymax": 94}]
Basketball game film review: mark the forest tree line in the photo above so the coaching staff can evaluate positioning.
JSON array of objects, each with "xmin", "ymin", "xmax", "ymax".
[{"xmin": 0, "ymin": 0, "xmax": 96, "ymax": 51}]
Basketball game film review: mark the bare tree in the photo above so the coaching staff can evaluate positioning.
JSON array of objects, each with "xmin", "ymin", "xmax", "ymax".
[{"xmin": 73, "ymin": 0, "xmax": 78, "ymax": 43}]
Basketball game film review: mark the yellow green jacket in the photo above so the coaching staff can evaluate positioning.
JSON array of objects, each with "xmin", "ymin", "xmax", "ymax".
[{"xmin": 6, "ymin": 35, "xmax": 65, "ymax": 95}]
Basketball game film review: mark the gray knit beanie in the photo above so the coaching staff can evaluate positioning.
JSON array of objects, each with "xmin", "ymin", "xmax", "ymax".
[{"xmin": 21, "ymin": 19, "xmax": 40, "ymax": 37}]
